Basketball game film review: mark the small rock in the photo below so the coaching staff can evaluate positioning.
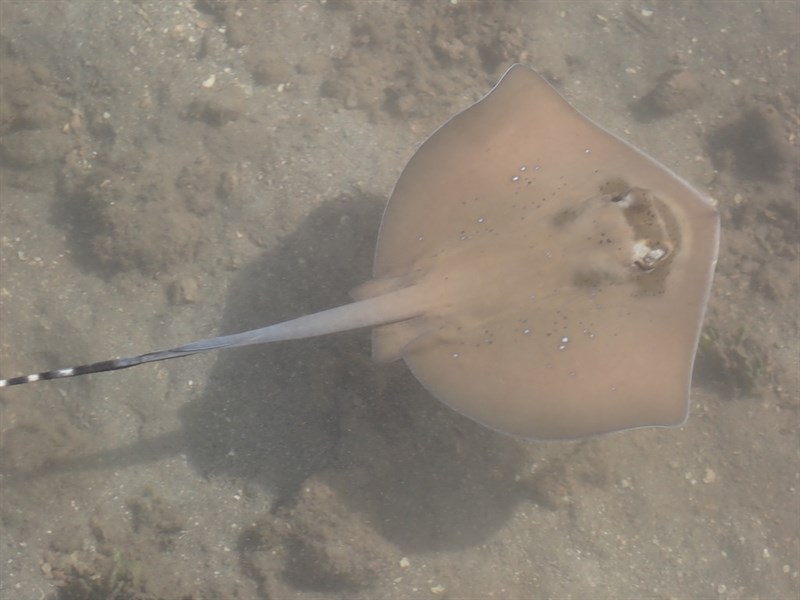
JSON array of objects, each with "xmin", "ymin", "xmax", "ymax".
[
  {"xmin": 217, "ymin": 170, "xmax": 238, "ymax": 200},
  {"xmin": 169, "ymin": 277, "xmax": 199, "ymax": 305},
  {"xmin": 246, "ymin": 52, "xmax": 291, "ymax": 86},
  {"xmin": 296, "ymin": 54, "xmax": 330, "ymax": 75},
  {"xmin": 639, "ymin": 69, "xmax": 704, "ymax": 117},
  {"xmin": 703, "ymin": 467, "xmax": 717, "ymax": 484}
]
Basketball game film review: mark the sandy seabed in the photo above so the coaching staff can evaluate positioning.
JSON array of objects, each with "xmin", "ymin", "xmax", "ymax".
[{"xmin": 0, "ymin": 1, "xmax": 797, "ymax": 599}]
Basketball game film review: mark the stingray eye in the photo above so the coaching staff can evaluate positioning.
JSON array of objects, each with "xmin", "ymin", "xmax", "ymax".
[
  {"xmin": 609, "ymin": 190, "xmax": 635, "ymax": 206},
  {"xmin": 632, "ymin": 241, "xmax": 670, "ymax": 271}
]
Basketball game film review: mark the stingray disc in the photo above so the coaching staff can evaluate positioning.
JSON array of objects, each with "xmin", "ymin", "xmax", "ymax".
[{"xmin": 372, "ymin": 65, "xmax": 719, "ymax": 440}]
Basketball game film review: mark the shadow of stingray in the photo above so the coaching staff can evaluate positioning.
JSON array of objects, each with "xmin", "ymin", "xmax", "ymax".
[
  {"xmin": 8, "ymin": 192, "xmax": 530, "ymax": 553},
  {"xmin": 178, "ymin": 193, "xmax": 380, "ymax": 502},
  {"xmin": 180, "ymin": 192, "xmax": 529, "ymax": 551}
]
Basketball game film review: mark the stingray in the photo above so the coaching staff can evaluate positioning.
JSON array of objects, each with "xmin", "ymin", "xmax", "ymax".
[{"xmin": 0, "ymin": 65, "xmax": 719, "ymax": 440}]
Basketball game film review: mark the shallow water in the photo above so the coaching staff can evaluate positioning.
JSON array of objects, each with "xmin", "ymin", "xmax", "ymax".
[{"xmin": 0, "ymin": 1, "xmax": 797, "ymax": 598}]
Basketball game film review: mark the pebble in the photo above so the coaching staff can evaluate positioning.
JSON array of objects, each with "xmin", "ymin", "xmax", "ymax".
[
  {"xmin": 703, "ymin": 468, "xmax": 717, "ymax": 484},
  {"xmin": 169, "ymin": 276, "xmax": 198, "ymax": 305}
]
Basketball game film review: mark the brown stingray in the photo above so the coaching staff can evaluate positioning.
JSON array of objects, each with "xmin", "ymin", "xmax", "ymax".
[
  {"xmin": 0, "ymin": 65, "xmax": 719, "ymax": 441},
  {"xmin": 356, "ymin": 65, "xmax": 720, "ymax": 438}
]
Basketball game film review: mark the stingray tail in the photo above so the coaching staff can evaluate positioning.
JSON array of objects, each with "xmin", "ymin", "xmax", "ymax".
[{"xmin": 0, "ymin": 286, "xmax": 423, "ymax": 387}]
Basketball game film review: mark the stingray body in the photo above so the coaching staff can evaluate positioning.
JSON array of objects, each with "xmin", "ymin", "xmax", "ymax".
[{"xmin": 0, "ymin": 65, "xmax": 719, "ymax": 440}]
